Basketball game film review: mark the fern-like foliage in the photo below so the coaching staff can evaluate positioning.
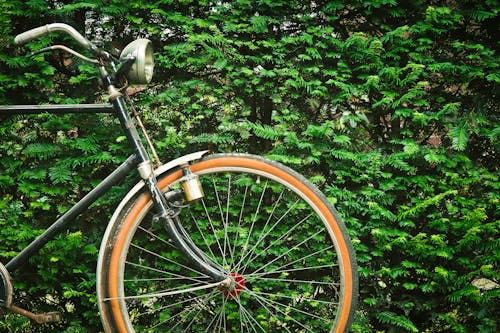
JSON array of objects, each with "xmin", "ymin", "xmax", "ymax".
[
  {"xmin": 397, "ymin": 190, "xmax": 458, "ymax": 221},
  {"xmin": 23, "ymin": 143, "xmax": 61, "ymax": 159},
  {"xmin": 249, "ymin": 122, "xmax": 283, "ymax": 141},
  {"xmin": 48, "ymin": 165, "xmax": 72, "ymax": 185},
  {"xmin": 190, "ymin": 132, "xmax": 235, "ymax": 145},
  {"xmin": 376, "ymin": 311, "xmax": 419, "ymax": 332},
  {"xmin": 449, "ymin": 124, "xmax": 469, "ymax": 151}
]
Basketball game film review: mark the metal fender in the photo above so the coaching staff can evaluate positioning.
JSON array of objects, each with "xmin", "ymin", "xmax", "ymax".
[
  {"xmin": 154, "ymin": 150, "xmax": 210, "ymax": 178},
  {"xmin": 112, "ymin": 150, "xmax": 209, "ymax": 218}
]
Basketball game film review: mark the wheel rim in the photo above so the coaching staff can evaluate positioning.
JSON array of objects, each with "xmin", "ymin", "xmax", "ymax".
[{"xmin": 104, "ymin": 157, "xmax": 354, "ymax": 332}]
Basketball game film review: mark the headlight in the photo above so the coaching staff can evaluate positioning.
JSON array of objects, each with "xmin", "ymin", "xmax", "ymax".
[{"xmin": 119, "ymin": 39, "xmax": 154, "ymax": 84}]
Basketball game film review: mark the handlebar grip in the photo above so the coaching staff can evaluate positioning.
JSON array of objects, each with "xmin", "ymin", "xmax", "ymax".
[
  {"xmin": 13, "ymin": 23, "xmax": 103, "ymax": 57},
  {"xmin": 14, "ymin": 25, "xmax": 50, "ymax": 45}
]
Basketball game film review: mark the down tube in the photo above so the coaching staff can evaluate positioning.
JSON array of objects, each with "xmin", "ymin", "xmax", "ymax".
[{"xmin": 5, "ymin": 154, "xmax": 139, "ymax": 273}]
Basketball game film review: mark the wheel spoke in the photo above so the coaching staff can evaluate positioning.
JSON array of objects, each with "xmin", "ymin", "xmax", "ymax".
[
  {"xmin": 238, "ymin": 189, "xmax": 287, "ymax": 267},
  {"xmin": 248, "ymin": 244, "xmax": 336, "ymax": 277},
  {"xmin": 105, "ymin": 280, "xmax": 224, "ymax": 301},
  {"xmin": 189, "ymin": 209, "xmax": 218, "ymax": 260},
  {"xmin": 246, "ymin": 263, "xmax": 338, "ymax": 279},
  {"xmin": 124, "ymin": 261, "xmax": 209, "ymax": 286},
  {"xmin": 238, "ymin": 210, "xmax": 313, "ymax": 274},
  {"xmin": 234, "ymin": 195, "xmax": 300, "ymax": 273},
  {"xmin": 222, "ymin": 175, "xmax": 235, "ymax": 268},
  {"xmin": 233, "ymin": 295, "xmax": 274, "ymax": 332},
  {"xmin": 243, "ymin": 288, "xmax": 295, "ymax": 333},
  {"xmin": 252, "ymin": 276, "xmax": 340, "ymax": 286},
  {"xmin": 211, "ymin": 175, "xmax": 229, "ymax": 269},
  {"xmin": 250, "ymin": 228, "xmax": 325, "ymax": 276},
  {"xmin": 237, "ymin": 180, "xmax": 268, "ymax": 268},
  {"xmin": 136, "ymin": 291, "xmax": 213, "ymax": 318},
  {"xmin": 231, "ymin": 184, "xmax": 250, "ymax": 266},
  {"xmin": 200, "ymin": 197, "xmax": 226, "ymax": 263},
  {"xmin": 253, "ymin": 291, "xmax": 331, "ymax": 326},
  {"xmin": 129, "ymin": 242, "xmax": 210, "ymax": 278},
  {"xmin": 160, "ymin": 290, "xmax": 220, "ymax": 332},
  {"xmin": 137, "ymin": 225, "xmax": 175, "ymax": 247},
  {"xmin": 250, "ymin": 289, "xmax": 338, "ymax": 308}
]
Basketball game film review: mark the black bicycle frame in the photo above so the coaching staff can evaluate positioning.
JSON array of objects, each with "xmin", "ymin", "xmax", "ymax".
[
  {"xmin": 1, "ymin": 85, "xmax": 226, "ymax": 281},
  {"xmin": 0, "ymin": 103, "xmax": 115, "ymax": 115}
]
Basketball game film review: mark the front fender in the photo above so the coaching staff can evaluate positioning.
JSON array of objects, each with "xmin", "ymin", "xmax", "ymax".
[
  {"xmin": 154, "ymin": 150, "xmax": 210, "ymax": 178},
  {"xmin": 117, "ymin": 150, "xmax": 210, "ymax": 211}
]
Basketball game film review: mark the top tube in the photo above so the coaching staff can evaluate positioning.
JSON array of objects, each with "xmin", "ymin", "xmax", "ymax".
[{"xmin": 0, "ymin": 104, "xmax": 115, "ymax": 115}]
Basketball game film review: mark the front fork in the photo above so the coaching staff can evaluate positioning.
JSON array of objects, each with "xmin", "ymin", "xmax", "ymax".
[
  {"xmin": 142, "ymin": 160, "xmax": 227, "ymax": 282},
  {"xmin": 109, "ymin": 89, "xmax": 227, "ymax": 283}
]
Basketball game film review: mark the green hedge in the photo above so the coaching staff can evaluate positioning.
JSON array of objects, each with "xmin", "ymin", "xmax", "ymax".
[{"xmin": 0, "ymin": 1, "xmax": 498, "ymax": 332}]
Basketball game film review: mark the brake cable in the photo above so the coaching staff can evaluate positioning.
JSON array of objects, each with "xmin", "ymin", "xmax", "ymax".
[
  {"xmin": 30, "ymin": 45, "xmax": 100, "ymax": 64},
  {"xmin": 125, "ymin": 93, "xmax": 162, "ymax": 167}
]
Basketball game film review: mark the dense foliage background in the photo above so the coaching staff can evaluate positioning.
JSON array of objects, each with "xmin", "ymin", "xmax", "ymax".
[{"xmin": 0, "ymin": 0, "xmax": 498, "ymax": 332}]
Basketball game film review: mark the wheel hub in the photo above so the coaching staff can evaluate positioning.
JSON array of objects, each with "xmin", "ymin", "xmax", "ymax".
[{"xmin": 219, "ymin": 273, "xmax": 246, "ymax": 299}]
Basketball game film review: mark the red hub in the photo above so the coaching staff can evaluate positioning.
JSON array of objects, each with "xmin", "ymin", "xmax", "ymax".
[{"xmin": 220, "ymin": 273, "xmax": 246, "ymax": 299}]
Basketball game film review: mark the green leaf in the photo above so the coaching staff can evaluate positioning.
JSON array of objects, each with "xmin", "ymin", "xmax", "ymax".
[
  {"xmin": 251, "ymin": 15, "xmax": 268, "ymax": 33},
  {"xmin": 449, "ymin": 124, "xmax": 469, "ymax": 151},
  {"xmin": 376, "ymin": 311, "xmax": 418, "ymax": 332},
  {"xmin": 48, "ymin": 165, "xmax": 72, "ymax": 184},
  {"xmin": 397, "ymin": 190, "xmax": 458, "ymax": 221}
]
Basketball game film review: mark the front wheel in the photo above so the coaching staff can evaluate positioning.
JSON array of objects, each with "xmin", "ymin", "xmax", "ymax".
[{"xmin": 97, "ymin": 154, "xmax": 358, "ymax": 332}]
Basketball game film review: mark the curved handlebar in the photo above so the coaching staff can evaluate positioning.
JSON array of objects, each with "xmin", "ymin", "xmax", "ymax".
[
  {"xmin": 15, "ymin": 23, "xmax": 102, "ymax": 57},
  {"xmin": 14, "ymin": 26, "xmax": 52, "ymax": 45}
]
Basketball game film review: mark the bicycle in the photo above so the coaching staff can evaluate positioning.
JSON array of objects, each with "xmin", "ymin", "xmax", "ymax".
[{"xmin": 0, "ymin": 23, "xmax": 358, "ymax": 332}]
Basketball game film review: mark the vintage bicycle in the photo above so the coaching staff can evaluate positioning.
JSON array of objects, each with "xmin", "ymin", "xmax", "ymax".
[{"xmin": 0, "ymin": 23, "xmax": 358, "ymax": 332}]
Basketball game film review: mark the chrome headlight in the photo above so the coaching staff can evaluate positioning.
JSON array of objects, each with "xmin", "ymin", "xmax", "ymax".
[{"xmin": 119, "ymin": 39, "xmax": 154, "ymax": 84}]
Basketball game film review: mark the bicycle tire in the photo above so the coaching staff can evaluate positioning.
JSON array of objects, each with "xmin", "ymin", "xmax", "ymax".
[{"xmin": 97, "ymin": 153, "xmax": 357, "ymax": 332}]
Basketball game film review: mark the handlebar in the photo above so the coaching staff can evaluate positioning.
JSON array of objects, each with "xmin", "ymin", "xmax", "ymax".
[{"xmin": 15, "ymin": 23, "xmax": 104, "ymax": 58}]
